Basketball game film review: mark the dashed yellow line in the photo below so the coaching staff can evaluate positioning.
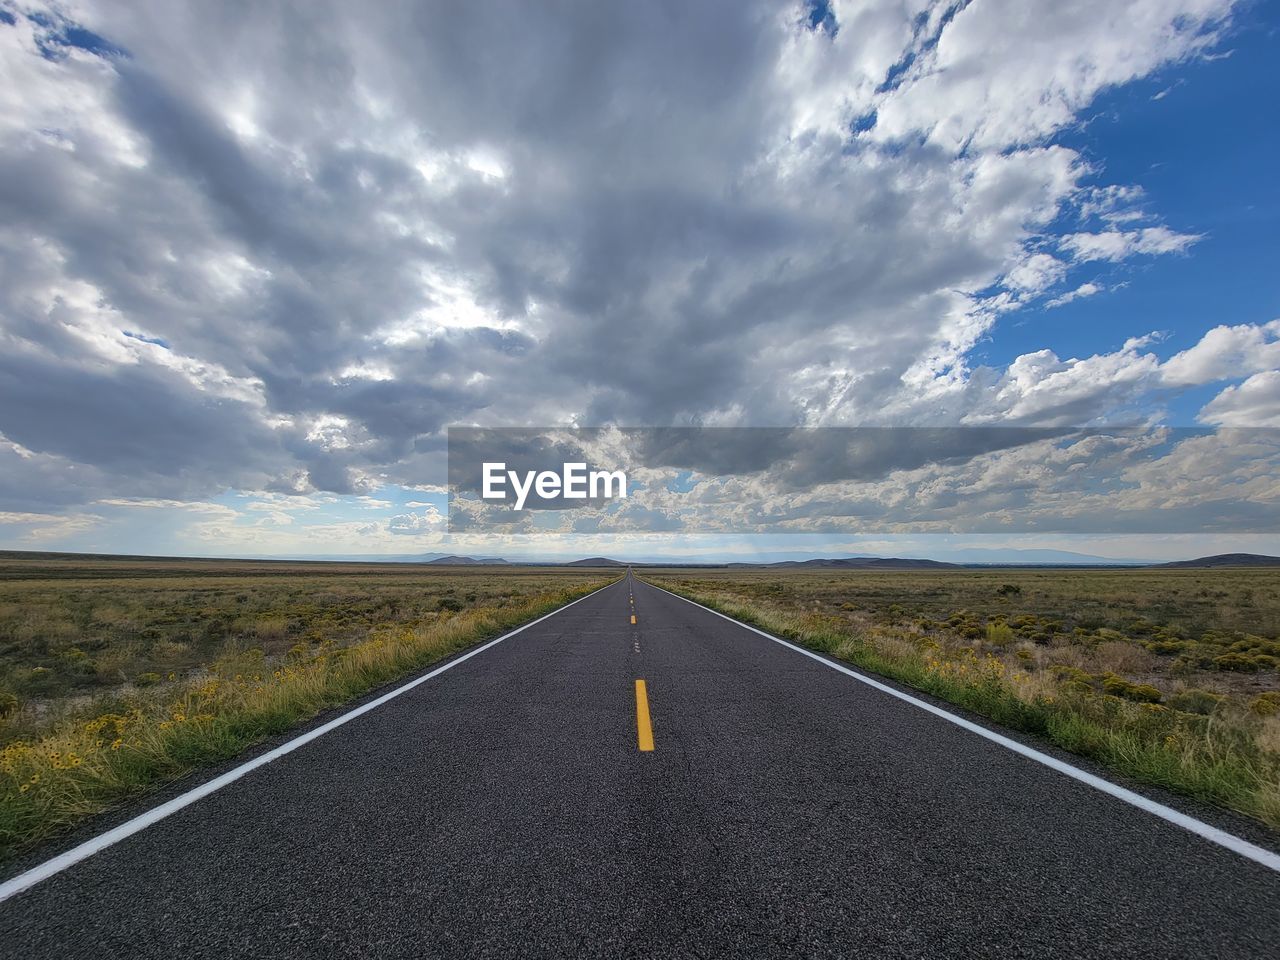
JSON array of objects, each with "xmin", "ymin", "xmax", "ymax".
[{"xmin": 634, "ymin": 679, "xmax": 654, "ymax": 752}]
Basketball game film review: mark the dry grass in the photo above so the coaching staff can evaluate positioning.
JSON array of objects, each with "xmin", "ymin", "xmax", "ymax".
[
  {"xmin": 644, "ymin": 567, "xmax": 1280, "ymax": 831},
  {"xmin": 0, "ymin": 558, "xmax": 613, "ymax": 860}
]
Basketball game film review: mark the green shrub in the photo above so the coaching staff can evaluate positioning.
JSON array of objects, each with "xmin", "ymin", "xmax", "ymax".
[
  {"xmin": 1101, "ymin": 674, "xmax": 1163, "ymax": 703},
  {"xmin": 1168, "ymin": 689, "xmax": 1224, "ymax": 715},
  {"xmin": 1051, "ymin": 664, "xmax": 1090, "ymax": 681},
  {"xmin": 1213, "ymin": 653, "xmax": 1261, "ymax": 673},
  {"xmin": 134, "ymin": 672, "xmax": 162, "ymax": 687},
  {"xmin": 985, "ymin": 622, "xmax": 1016, "ymax": 647},
  {"xmin": 1052, "ymin": 666, "xmax": 1096, "ymax": 696},
  {"xmin": 1146, "ymin": 639, "xmax": 1186, "ymax": 655},
  {"xmin": 1129, "ymin": 684, "xmax": 1163, "ymax": 704},
  {"xmin": 0, "ymin": 692, "xmax": 17, "ymax": 719},
  {"xmin": 1250, "ymin": 692, "xmax": 1280, "ymax": 717}
]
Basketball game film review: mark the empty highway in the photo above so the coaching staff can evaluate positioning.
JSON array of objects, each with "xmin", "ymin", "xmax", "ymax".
[{"xmin": 1, "ymin": 570, "xmax": 1278, "ymax": 958}]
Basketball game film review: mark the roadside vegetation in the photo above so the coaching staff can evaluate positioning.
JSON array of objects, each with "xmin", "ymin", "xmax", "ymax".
[
  {"xmin": 644, "ymin": 568, "xmax": 1280, "ymax": 831},
  {"xmin": 0, "ymin": 557, "xmax": 612, "ymax": 862}
]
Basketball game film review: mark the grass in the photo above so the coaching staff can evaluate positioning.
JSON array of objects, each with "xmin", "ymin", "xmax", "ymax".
[
  {"xmin": 643, "ymin": 568, "xmax": 1280, "ymax": 831},
  {"xmin": 0, "ymin": 558, "xmax": 613, "ymax": 862},
  {"xmin": 7, "ymin": 558, "xmax": 1279, "ymax": 858}
]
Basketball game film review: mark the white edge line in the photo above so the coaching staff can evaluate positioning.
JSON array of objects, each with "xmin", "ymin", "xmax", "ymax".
[
  {"xmin": 644, "ymin": 579, "xmax": 1280, "ymax": 874},
  {"xmin": 0, "ymin": 578, "xmax": 622, "ymax": 904}
]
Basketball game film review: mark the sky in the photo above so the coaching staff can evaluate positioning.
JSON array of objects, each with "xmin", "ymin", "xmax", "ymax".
[{"xmin": 0, "ymin": 0, "xmax": 1278, "ymax": 563}]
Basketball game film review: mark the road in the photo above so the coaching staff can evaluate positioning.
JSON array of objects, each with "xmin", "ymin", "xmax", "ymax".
[{"xmin": 2, "ymin": 570, "xmax": 1278, "ymax": 958}]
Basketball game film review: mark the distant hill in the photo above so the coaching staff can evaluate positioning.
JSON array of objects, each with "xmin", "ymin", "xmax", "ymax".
[
  {"xmin": 925, "ymin": 548, "xmax": 1149, "ymax": 565},
  {"xmin": 8, "ymin": 549, "xmax": 1277, "ymax": 570},
  {"xmin": 760, "ymin": 557, "xmax": 958, "ymax": 569},
  {"xmin": 425, "ymin": 555, "xmax": 510, "ymax": 565},
  {"xmin": 1160, "ymin": 553, "xmax": 1280, "ymax": 568}
]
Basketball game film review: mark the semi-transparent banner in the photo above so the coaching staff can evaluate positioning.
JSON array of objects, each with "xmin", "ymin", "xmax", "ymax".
[{"xmin": 446, "ymin": 426, "xmax": 1280, "ymax": 535}]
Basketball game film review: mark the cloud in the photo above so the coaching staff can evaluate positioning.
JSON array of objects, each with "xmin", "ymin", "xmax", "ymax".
[
  {"xmin": 1044, "ymin": 282, "xmax": 1102, "ymax": 308},
  {"xmin": 0, "ymin": 509, "xmax": 101, "ymax": 541},
  {"xmin": 1161, "ymin": 320, "xmax": 1280, "ymax": 386},
  {"xmin": 866, "ymin": 0, "xmax": 1230, "ymax": 151},
  {"xmin": 440, "ymin": 424, "xmax": 1280, "ymax": 537},
  {"xmin": 95, "ymin": 498, "xmax": 234, "ymax": 512},
  {"xmin": 1003, "ymin": 253, "xmax": 1068, "ymax": 296},
  {"xmin": 1059, "ymin": 226, "xmax": 1201, "ymax": 263},
  {"xmin": 1199, "ymin": 372, "xmax": 1280, "ymax": 427},
  {"xmin": 387, "ymin": 507, "xmax": 445, "ymax": 536},
  {"xmin": 0, "ymin": 0, "xmax": 1267, "ymax": 548}
]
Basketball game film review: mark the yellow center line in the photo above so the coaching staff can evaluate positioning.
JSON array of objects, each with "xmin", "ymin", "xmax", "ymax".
[
  {"xmin": 634, "ymin": 679, "xmax": 654, "ymax": 752},
  {"xmin": 630, "ymin": 613, "xmax": 637, "ymax": 624}
]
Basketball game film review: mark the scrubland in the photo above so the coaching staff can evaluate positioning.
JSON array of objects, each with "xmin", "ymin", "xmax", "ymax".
[
  {"xmin": 0, "ymin": 556, "xmax": 611, "ymax": 861},
  {"xmin": 644, "ymin": 567, "xmax": 1280, "ymax": 830}
]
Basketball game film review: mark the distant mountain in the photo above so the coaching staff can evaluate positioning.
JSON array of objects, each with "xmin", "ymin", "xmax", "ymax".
[
  {"xmin": 760, "ymin": 557, "xmax": 958, "ymax": 569},
  {"xmin": 425, "ymin": 555, "xmax": 510, "ymax": 565},
  {"xmin": 924, "ymin": 548, "xmax": 1150, "ymax": 565},
  {"xmin": 1160, "ymin": 553, "xmax": 1280, "ymax": 568},
  {"xmin": 11, "ymin": 548, "xmax": 1274, "ymax": 570},
  {"xmin": 239, "ymin": 552, "xmax": 459, "ymax": 563}
]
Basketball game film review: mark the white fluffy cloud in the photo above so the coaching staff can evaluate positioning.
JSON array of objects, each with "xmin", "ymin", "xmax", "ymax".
[
  {"xmin": 1161, "ymin": 320, "xmax": 1280, "ymax": 386},
  {"xmin": 867, "ymin": 0, "xmax": 1231, "ymax": 151},
  {"xmin": 387, "ymin": 507, "xmax": 446, "ymax": 536},
  {"xmin": 1199, "ymin": 371, "xmax": 1280, "ymax": 427}
]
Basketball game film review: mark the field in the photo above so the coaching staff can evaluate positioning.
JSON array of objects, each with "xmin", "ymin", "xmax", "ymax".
[
  {"xmin": 644, "ymin": 567, "xmax": 1280, "ymax": 830},
  {"xmin": 0, "ymin": 556, "xmax": 613, "ymax": 861},
  {"xmin": 6, "ymin": 558, "xmax": 1280, "ymax": 863}
]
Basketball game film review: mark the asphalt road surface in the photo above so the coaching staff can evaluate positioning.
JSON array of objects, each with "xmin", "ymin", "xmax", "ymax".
[{"xmin": 2, "ymin": 571, "xmax": 1279, "ymax": 958}]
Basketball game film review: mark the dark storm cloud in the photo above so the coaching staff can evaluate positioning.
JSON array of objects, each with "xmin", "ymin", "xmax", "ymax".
[
  {"xmin": 624, "ymin": 426, "xmax": 1075, "ymax": 488},
  {"xmin": 0, "ymin": 352, "xmax": 271, "ymax": 477}
]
